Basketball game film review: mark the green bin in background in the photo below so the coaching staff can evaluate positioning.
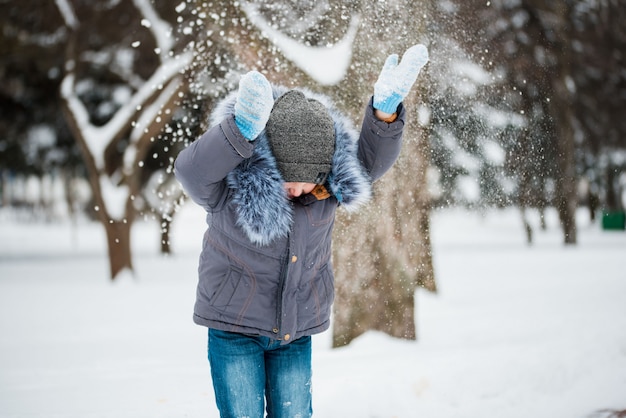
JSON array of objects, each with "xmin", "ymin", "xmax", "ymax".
[{"xmin": 602, "ymin": 210, "xmax": 626, "ymax": 230}]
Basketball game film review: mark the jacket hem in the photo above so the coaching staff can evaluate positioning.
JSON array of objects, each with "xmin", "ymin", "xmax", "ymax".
[{"xmin": 193, "ymin": 314, "xmax": 330, "ymax": 345}]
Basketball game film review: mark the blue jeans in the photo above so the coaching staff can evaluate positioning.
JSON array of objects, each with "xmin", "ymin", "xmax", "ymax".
[{"xmin": 208, "ymin": 329, "xmax": 313, "ymax": 418}]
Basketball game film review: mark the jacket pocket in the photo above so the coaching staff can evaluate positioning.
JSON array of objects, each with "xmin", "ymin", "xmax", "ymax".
[
  {"xmin": 211, "ymin": 266, "xmax": 244, "ymax": 308},
  {"xmin": 297, "ymin": 264, "xmax": 335, "ymax": 331}
]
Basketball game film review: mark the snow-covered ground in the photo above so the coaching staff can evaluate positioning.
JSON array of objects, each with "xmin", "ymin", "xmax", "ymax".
[{"xmin": 1, "ymin": 205, "xmax": 625, "ymax": 418}]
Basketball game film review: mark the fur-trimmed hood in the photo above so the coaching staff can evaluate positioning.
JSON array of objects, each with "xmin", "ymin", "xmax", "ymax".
[{"xmin": 208, "ymin": 85, "xmax": 372, "ymax": 246}]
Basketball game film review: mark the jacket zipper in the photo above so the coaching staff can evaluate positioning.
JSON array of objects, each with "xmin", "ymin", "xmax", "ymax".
[{"xmin": 275, "ymin": 245, "xmax": 289, "ymax": 338}]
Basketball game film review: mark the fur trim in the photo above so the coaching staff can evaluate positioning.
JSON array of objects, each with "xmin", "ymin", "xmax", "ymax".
[{"xmin": 210, "ymin": 85, "xmax": 372, "ymax": 245}]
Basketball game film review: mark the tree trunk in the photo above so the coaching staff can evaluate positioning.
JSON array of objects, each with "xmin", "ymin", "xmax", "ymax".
[
  {"xmin": 331, "ymin": 0, "xmax": 435, "ymax": 348},
  {"xmin": 160, "ymin": 217, "xmax": 172, "ymax": 255},
  {"xmin": 103, "ymin": 219, "xmax": 134, "ymax": 279},
  {"xmin": 555, "ymin": 129, "xmax": 577, "ymax": 244},
  {"xmin": 552, "ymin": 4, "xmax": 578, "ymax": 245},
  {"xmin": 332, "ymin": 125, "xmax": 436, "ymax": 346}
]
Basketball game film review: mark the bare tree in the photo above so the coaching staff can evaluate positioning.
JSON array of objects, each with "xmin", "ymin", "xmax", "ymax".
[
  {"xmin": 527, "ymin": 1, "xmax": 578, "ymax": 244},
  {"xmin": 447, "ymin": 0, "xmax": 581, "ymax": 243},
  {"xmin": 57, "ymin": 0, "xmax": 192, "ymax": 278}
]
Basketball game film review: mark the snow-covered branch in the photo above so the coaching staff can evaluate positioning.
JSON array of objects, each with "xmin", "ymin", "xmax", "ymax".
[
  {"xmin": 54, "ymin": 0, "xmax": 78, "ymax": 30},
  {"xmin": 124, "ymin": 73, "xmax": 187, "ymax": 174},
  {"xmin": 132, "ymin": 0, "xmax": 175, "ymax": 61},
  {"xmin": 60, "ymin": 51, "xmax": 192, "ymax": 170},
  {"xmin": 240, "ymin": 1, "xmax": 360, "ymax": 85}
]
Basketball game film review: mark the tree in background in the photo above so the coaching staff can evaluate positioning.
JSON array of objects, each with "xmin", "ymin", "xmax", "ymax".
[
  {"xmin": 0, "ymin": 1, "xmax": 83, "ymax": 217},
  {"xmin": 568, "ymin": 1, "xmax": 626, "ymax": 216},
  {"xmin": 55, "ymin": 0, "xmax": 193, "ymax": 278},
  {"xmin": 1, "ymin": 0, "xmax": 202, "ymax": 267},
  {"xmin": 442, "ymin": 0, "xmax": 626, "ymax": 243}
]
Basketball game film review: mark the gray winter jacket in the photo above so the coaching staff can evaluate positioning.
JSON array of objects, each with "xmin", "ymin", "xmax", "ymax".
[{"xmin": 174, "ymin": 86, "xmax": 405, "ymax": 344}]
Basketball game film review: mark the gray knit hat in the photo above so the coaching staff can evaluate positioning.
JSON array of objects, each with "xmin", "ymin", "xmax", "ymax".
[{"xmin": 266, "ymin": 90, "xmax": 335, "ymax": 184}]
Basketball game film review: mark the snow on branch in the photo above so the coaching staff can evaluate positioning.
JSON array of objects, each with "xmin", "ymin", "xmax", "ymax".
[
  {"xmin": 124, "ymin": 74, "xmax": 187, "ymax": 174},
  {"xmin": 240, "ymin": 1, "xmax": 360, "ymax": 85},
  {"xmin": 60, "ymin": 73, "xmax": 108, "ymax": 166},
  {"xmin": 54, "ymin": 0, "xmax": 78, "ymax": 29},
  {"xmin": 60, "ymin": 53, "xmax": 192, "ymax": 170},
  {"xmin": 132, "ymin": 0, "xmax": 175, "ymax": 61}
]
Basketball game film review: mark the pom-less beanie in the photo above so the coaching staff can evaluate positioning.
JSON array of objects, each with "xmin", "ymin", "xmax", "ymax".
[{"xmin": 266, "ymin": 90, "xmax": 336, "ymax": 184}]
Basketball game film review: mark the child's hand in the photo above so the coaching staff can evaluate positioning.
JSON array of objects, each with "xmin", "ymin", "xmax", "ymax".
[
  {"xmin": 234, "ymin": 71, "xmax": 274, "ymax": 141},
  {"xmin": 373, "ymin": 44, "xmax": 429, "ymax": 114}
]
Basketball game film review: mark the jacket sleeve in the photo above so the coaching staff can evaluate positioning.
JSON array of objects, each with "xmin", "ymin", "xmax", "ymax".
[
  {"xmin": 357, "ymin": 97, "xmax": 405, "ymax": 182},
  {"xmin": 174, "ymin": 115, "xmax": 254, "ymax": 211}
]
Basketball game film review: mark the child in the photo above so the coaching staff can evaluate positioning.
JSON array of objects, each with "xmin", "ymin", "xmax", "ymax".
[{"xmin": 175, "ymin": 44, "xmax": 428, "ymax": 418}]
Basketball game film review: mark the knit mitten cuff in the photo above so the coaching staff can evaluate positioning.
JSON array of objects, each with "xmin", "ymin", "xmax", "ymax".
[{"xmin": 373, "ymin": 92, "xmax": 402, "ymax": 115}]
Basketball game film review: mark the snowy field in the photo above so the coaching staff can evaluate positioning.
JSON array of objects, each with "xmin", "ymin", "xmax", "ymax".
[{"xmin": 1, "ymin": 205, "xmax": 625, "ymax": 418}]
